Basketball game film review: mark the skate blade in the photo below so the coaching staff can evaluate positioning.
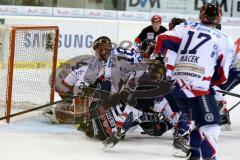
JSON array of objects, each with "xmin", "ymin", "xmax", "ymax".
[
  {"xmin": 221, "ymin": 124, "xmax": 232, "ymax": 131},
  {"xmin": 173, "ymin": 148, "xmax": 187, "ymax": 158},
  {"xmin": 103, "ymin": 141, "xmax": 115, "ymax": 151}
]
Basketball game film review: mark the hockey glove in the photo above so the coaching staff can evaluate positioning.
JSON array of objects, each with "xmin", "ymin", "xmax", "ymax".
[{"xmin": 82, "ymin": 84, "xmax": 96, "ymax": 97}]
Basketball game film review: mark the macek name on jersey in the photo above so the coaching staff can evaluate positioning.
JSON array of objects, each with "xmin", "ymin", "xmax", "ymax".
[{"xmin": 180, "ymin": 55, "xmax": 199, "ymax": 63}]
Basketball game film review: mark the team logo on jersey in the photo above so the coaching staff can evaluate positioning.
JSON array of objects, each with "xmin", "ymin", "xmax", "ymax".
[
  {"xmin": 211, "ymin": 45, "xmax": 219, "ymax": 58},
  {"xmin": 205, "ymin": 113, "xmax": 214, "ymax": 122},
  {"xmin": 147, "ymin": 32, "xmax": 154, "ymax": 40},
  {"xmin": 211, "ymin": 51, "xmax": 215, "ymax": 58},
  {"xmin": 76, "ymin": 70, "xmax": 85, "ymax": 76}
]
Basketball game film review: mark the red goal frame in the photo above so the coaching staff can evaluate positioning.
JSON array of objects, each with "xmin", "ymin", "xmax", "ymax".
[{"xmin": 4, "ymin": 26, "xmax": 59, "ymax": 123}]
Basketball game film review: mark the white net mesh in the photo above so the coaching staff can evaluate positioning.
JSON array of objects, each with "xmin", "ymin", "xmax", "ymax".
[
  {"xmin": 0, "ymin": 26, "xmax": 11, "ymax": 118},
  {"xmin": 0, "ymin": 26, "xmax": 58, "ymax": 121}
]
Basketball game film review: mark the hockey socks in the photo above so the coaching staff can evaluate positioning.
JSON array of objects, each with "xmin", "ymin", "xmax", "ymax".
[
  {"xmin": 200, "ymin": 125, "xmax": 220, "ymax": 160},
  {"xmin": 188, "ymin": 125, "xmax": 220, "ymax": 159},
  {"xmin": 189, "ymin": 129, "xmax": 202, "ymax": 159},
  {"xmin": 153, "ymin": 97, "xmax": 180, "ymax": 126}
]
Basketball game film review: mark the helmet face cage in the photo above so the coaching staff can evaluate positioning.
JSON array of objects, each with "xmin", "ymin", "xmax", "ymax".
[
  {"xmin": 93, "ymin": 36, "xmax": 112, "ymax": 61},
  {"xmin": 169, "ymin": 18, "xmax": 186, "ymax": 30},
  {"xmin": 200, "ymin": 1, "xmax": 222, "ymax": 26},
  {"xmin": 139, "ymin": 39, "xmax": 156, "ymax": 58}
]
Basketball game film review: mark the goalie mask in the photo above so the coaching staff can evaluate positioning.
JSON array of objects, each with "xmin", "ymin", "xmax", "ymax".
[
  {"xmin": 168, "ymin": 17, "xmax": 186, "ymax": 30},
  {"xmin": 93, "ymin": 36, "xmax": 112, "ymax": 62},
  {"xmin": 139, "ymin": 39, "xmax": 156, "ymax": 59},
  {"xmin": 199, "ymin": 0, "xmax": 222, "ymax": 26}
]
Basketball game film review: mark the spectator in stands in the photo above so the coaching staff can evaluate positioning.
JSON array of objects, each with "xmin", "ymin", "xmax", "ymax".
[
  {"xmin": 102, "ymin": 0, "xmax": 125, "ymax": 10},
  {"xmin": 0, "ymin": 19, "xmax": 4, "ymax": 24},
  {"xmin": 86, "ymin": 0, "xmax": 104, "ymax": 9},
  {"xmin": 21, "ymin": 0, "xmax": 44, "ymax": 6},
  {"xmin": 111, "ymin": 0, "xmax": 125, "ymax": 10},
  {"xmin": 0, "ymin": 0, "xmax": 12, "ymax": 5},
  {"xmin": 134, "ymin": 15, "xmax": 167, "ymax": 46}
]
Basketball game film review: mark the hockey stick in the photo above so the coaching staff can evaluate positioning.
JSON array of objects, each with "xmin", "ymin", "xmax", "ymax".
[
  {"xmin": 0, "ymin": 95, "xmax": 79, "ymax": 121},
  {"xmin": 216, "ymin": 90, "xmax": 240, "ymax": 98},
  {"xmin": 216, "ymin": 90, "xmax": 240, "ymax": 115},
  {"xmin": 222, "ymin": 79, "xmax": 237, "ymax": 92},
  {"xmin": 223, "ymin": 100, "xmax": 240, "ymax": 115}
]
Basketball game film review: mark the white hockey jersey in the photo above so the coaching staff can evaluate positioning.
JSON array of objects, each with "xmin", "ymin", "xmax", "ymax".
[
  {"xmin": 55, "ymin": 65, "xmax": 89, "ymax": 95},
  {"xmin": 100, "ymin": 47, "xmax": 143, "ymax": 93},
  {"xmin": 55, "ymin": 56, "xmax": 100, "ymax": 95},
  {"xmin": 154, "ymin": 21, "xmax": 235, "ymax": 98},
  {"xmin": 231, "ymin": 52, "xmax": 240, "ymax": 70}
]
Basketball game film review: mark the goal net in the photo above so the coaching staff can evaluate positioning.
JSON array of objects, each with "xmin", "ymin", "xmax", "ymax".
[{"xmin": 0, "ymin": 25, "xmax": 59, "ymax": 123}]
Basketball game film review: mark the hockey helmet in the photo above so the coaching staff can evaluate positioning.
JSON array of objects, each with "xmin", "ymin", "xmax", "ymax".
[
  {"xmin": 168, "ymin": 17, "xmax": 186, "ymax": 30},
  {"xmin": 139, "ymin": 39, "xmax": 156, "ymax": 58},
  {"xmin": 151, "ymin": 15, "xmax": 162, "ymax": 23},
  {"xmin": 199, "ymin": 0, "xmax": 222, "ymax": 26},
  {"xmin": 93, "ymin": 36, "xmax": 112, "ymax": 62}
]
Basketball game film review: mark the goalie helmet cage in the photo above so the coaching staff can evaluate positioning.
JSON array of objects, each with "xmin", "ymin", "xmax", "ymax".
[{"xmin": 0, "ymin": 25, "xmax": 59, "ymax": 123}]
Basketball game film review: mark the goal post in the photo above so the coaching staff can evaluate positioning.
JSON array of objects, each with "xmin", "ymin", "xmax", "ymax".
[{"xmin": 0, "ymin": 25, "xmax": 59, "ymax": 123}]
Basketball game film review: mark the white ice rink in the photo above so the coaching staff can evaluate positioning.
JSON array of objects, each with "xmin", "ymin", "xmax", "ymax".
[{"xmin": 0, "ymin": 88, "xmax": 240, "ymax": 160}]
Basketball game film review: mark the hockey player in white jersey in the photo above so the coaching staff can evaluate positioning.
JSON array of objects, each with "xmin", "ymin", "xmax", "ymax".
[
  {"xmin": 79, "ymin": 36, "xmax": 145, "ymax": 140},
  {"xmin": 91, "ymin": 36, "xmax": 187, "ymax": 149},
  {"xmin": 214, "ymin": 48, "xmax": 240, "ymax": 130},
  {"xmin": 139, "ymin": 18, "xmax": 193, "ymax": 157},
  {"xmin": 83, "ymin": 36, "xmax": 174, "ymax": 144},
  {"xmin": 154, "ymin": 1, "xmax": 235, "ymax": 159}
]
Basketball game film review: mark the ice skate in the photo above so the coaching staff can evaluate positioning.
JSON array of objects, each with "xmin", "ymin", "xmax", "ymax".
[
  {"xmin": 103, "ymin": 132, "xmax": 121, "ymax": 151},
  {"xmin": 103, "ymin": 128, "xmax": 126, "ymax": 151},
  {"xmin": 173, "ymin": 132, "xmax": 190, "ymax": 157},
  {"xmin": 220, "ymin": 113, "xmax": 232, "ymax": 131}
]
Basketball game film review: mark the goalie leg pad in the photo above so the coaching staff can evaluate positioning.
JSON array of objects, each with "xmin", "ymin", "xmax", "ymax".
[
  {"xmin": 43, "ymin": 102, "xmax": 74, "ymax": 124},
  {"xmin": 89, "ymin": 102, "xmax": 116, "ymax": 140}
]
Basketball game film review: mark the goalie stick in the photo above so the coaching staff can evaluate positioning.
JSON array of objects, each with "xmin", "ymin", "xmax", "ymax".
[
  {"xmin": 0, "ymin": 95, "xmax": 79, "ymax": 121},
  {"xmin": 0, "ymin": 72, "xmax": 105, "ymax": 122}
]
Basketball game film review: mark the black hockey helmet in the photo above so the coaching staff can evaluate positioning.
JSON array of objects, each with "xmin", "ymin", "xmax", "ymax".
[
  {"xmin": 216, "ymin": 23, "xmax": 221, "ymax": 30},
  {"xmin": 168, "ymin": 17, "xmax": 186, "ymax": 30},
  {"xmin": 199, "ymin": 0, "xmax": 222, "ymax": 26},
  {"xmin": 93, "ymin": 36, "xmax": 112, "ymax": 62},
  {"xmin": 139, "ymin": 39, "xmax": 156, "ymax": 58}
]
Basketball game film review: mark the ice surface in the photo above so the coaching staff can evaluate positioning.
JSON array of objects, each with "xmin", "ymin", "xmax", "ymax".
[{"xmin": 0, "ymin": 87, "xmax": 240, "ymax": 160}]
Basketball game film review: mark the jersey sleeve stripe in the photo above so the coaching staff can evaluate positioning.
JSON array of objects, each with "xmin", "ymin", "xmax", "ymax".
[
  {"xmin": 154, "ymin": 35, "xmax": 181, "ymax": 56},
  {"xmin": 134, "ymin": 37, "xmax": 142, "ymax": 43},
  {"xmin": 166, "ymin": 64, "xmax": 175, "ymax": 71}
]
